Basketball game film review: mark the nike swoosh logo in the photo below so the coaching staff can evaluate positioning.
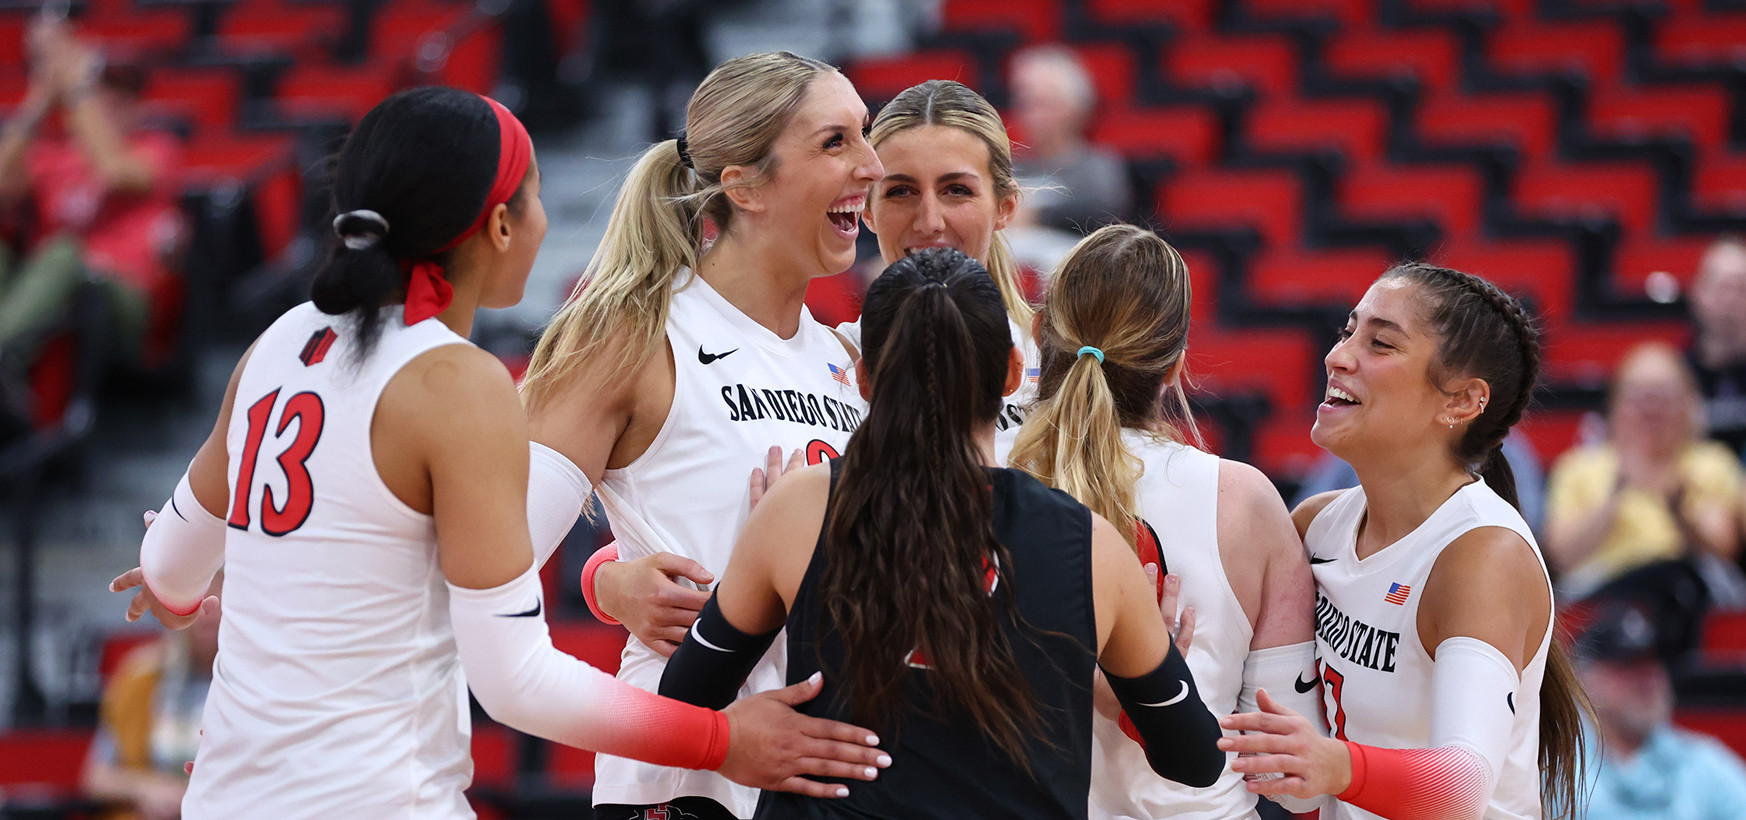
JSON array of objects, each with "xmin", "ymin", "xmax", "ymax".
[
  {"xmin": 1309, "ymin": 556, "xmax": 1335, "ymax": 564},
  {"xmin": 497, "ymin": 600, "xmax": 541, "ymax": 618},
  {"xmin": 1507, "ymin": 692, "xmax": 1515, "ymax": 714},
  {"xmin": 698, "ymin": 346, "xmax": 739, "ymax": 365},
  {"xmin": 1294, "ymin": 673, "xmax": 1319, "ymax": 694},
  {"xmin": 1138, "ymin": 680, "xmax": 1190, "ymax": 708},
  {"xmin": 690, "ymin": 620, "xmax": 731, "ymax": 653}
]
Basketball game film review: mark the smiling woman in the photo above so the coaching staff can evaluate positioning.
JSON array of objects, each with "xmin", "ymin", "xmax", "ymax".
[{"xmin": 516, "ymin": 52, "xmax": 888, "ymax": 820}]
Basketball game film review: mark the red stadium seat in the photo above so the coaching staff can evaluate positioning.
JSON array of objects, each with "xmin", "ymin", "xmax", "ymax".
[
  {"xmin": 1653, "ymin": 12, "xmax": 1746, "ymax": 69},
  {"xmin": 1189, "ymin": 326, "xmax": 1323, "ymax": 409},
  {"xmin": 1057, "ymin": 42, "xmax": 1138, "ymax": 108},
  {"xmin": 275, "ymin": 62, "xmax": 403, "ymax": 125},
  {"xmin": 179, "ymin": 134, "xmax": 295, "ymax": 189},
  {"xmin": 1487, "ymin": 19, "xmax": 1625, "ymax": 85},
  {"xmin": 943, "ymin": 0, "xmax": 1062, "ymax": 42},
  {"xmin": 1086, "ymin": 0, "xmax": 1215, "ymax": 29},
  {"xmin": 1693, "ymin": 147, "xmax": 1746, "ymax": 214},
  {"xmin": 1247, "ymin": 98, "xmax": 1389, "ymax": 161},
  {"xmin": 1416, "ymin": 91, "xmax": 1557, "ymax": 157},
  {"xmin": 1179, "ymin": 247, "xmax": 1219, "ymax": 325},
  {"xmin": 1404, "ymin": 0, "xmax": 1534, "ymax": 16},
  {"xmin": 1245, "ymin": 0, "xmax": 1375, "ymax": 27},
  {"xmin": 1157, "ymin": 167, "xmax": 1303, "ymax": 245},
  {"xmin": 1325, "ymin": 27, "xmax": 1461, "ymax": 91},
  {"xmin": 1513, "ymin": 161, "xmax": 1659, "ymax": 233},
  {"xmin": 74, "ymin": 8, "xmax": 193, "ymax": 63},
  {"xmin": 0, "ymin": 728, "xmax": 92, "ymax": 792},
  {"xmin": 1341, "ymin": 161, "xmax": 1486, "ymax": 238},
  {"xmin": 217, "ymin": 0, "xmax": 346, "ymax": 58},
  {"xmin": 1165, "ymin": 33, "xmax": 1297, "ymax": 97},
  {"xmin": 1612, "ymin": 234, "xmax": 1714, "ymax": 299},
  {"xmin": 1429, "ymin": 238, "xmax": 1577, "ymax": 321},
  {"xmin": 142, "ymin": 68, "xmax": 242, "ymax": 133},
  {"xmin": 1588, "ymin": 84, "xmax": 1730, "ymax": 149},
  {"xmin": 1700, "ymin": 609, "xmax": 1746, "ymax": 656},
  {"xmin": 1541, "ymin": 319, "xmax": 1687, "ymax": 385},
  {"xmin": 470, "ymin": 720, "xmax": 516, "ymax": 787},
  {"xmin": 1247, "ymin": 246, "xmax": 1398, "ymax": 309},
  {"xmin": 1253, "ymin": 413, "xmax": 1322, "ymax": 478},
  {"xmin": 848, "ymin": 50, "xmax": 979, "ymax": 104},
  {"xmin": 1090, "ymin": 105, "xmax": 1219, "ymax": 164}
]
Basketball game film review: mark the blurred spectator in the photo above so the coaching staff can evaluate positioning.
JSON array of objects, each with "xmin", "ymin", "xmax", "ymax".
[
  {"xmin": 1292, "ymin": 431, "xmax": 1547, "ymax": 534},
  {"xmin": 81, "ymin": 574, "xmax": 219, "ymax": 820},
  {"xmin": 1688, "ymin": 236, "xmax": 1746, "ymax": 457},
  {"xmin": 0, "ymin": 18, "xmax": 184, "ymax": 422},
  {"xmin": 1008, "ymin": 45, "xmax": 1132, "ymax": 235},
  {"xmin": 1576, "ymin": 601, "xmax": 1746, "ymax": 820},
  {"xmin": 1544, "ymin": 343, "xmax": 1746, "ymax": 607}
]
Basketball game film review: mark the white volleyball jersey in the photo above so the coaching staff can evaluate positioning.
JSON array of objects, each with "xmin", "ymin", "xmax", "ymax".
[
  {"xmin": 1305, "ymin": 481, "xmax": 1552, "ymax": 820},
  {"xmin": 1090, "ymin": 433, "xmax": 1258, "ymax": 820},
  {"xmin": 184, "ymin": 303, "xmax": 473, "ymax": 820},
  {"xmin": 834, "ymin": 315, "xmax": 1037, "ymax": 463},
  {"xmin": 596, "ymin": 272, "xmax": 865, "ymax": 816}
]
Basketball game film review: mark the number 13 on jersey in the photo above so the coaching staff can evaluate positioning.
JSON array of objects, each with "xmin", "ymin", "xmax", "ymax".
[{"xmin": 228, "ymin": 388, "xmax": 326, "ymax": 536}]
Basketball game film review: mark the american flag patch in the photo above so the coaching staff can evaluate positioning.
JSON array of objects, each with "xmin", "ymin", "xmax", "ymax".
[
  {"xmin": 1026, "ymin": 367, "xmax": 1040, "ymax": 384},
  {"xmin": 827, "ymin": 362, "xmax": 852, "ymax": 387},
  {"xmin": 1384, "ymin": 583, "xmax": 1412, "ymax": 606}
]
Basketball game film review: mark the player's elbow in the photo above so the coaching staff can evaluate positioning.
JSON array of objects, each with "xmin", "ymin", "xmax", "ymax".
[{"xmin": 1154, "ymin": 747, "xmax": 1225, "ymax": 789}]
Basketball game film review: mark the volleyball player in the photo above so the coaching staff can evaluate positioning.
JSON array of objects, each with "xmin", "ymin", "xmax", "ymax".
[
  {"xmin": 658, "ymin": 248, "xmax": 1227, "ymax": 819},
  {"xmin": 1009, "ymin": 224, "xmax": 1323, "ymax": 819},
  {"xmin": 516, "ymin": 53, "xmax": 884, "ymax": 820},
  {"xmin": 574, "ymin": 78, "xmax": 1053, "ymax": 663},
  {"xmin": 110, "ymin": 86, "xmax": 886, "ymax": 818},
  {"xmin": 1220, "ymin": 264, "xmax": 1589, "ymax": 820}
]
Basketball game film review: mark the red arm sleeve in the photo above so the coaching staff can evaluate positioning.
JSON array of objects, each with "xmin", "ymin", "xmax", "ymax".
[{"xmin": 1337, "ymin": 741, "xmax": 1489, "ymax": 820}]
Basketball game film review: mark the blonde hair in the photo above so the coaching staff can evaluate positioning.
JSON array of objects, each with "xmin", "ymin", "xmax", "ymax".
[
  {"xmin": 869, "ymin": 79, "xmax": 1034, "ymax": 331},
  {"xmin": 1008, "ymin": 224, "xmax": 1199, "ymax": 550},
  {"xmin": 521, "ymin": 51, "xmax": 835, "ymax": 406}
]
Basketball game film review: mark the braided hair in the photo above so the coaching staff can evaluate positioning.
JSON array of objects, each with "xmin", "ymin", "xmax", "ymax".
[
  {"xmin": 1381, "ymin": 262, "xmax": 1541, "ymax": 509},
  {"xmin": 1381, "ymin": 262, "xmax": 1589, "ymax": 820}
]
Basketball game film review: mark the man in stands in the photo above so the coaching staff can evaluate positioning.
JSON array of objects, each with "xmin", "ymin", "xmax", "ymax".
[
  {"xmin": 1577, "ymin": 600, "xmax": 1746, "ymax": 820},
  {"xmin": 1688, "ymin": 236, "xmax": 1746, "ymax": 459}
]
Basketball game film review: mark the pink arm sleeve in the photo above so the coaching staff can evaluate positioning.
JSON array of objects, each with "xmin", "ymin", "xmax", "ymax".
[{"xmin": 580, "ymin": 542, "xmax": 621, "ymax": 625}]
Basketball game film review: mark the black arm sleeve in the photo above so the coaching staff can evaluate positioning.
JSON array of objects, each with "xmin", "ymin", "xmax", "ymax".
[
  {"xmin": 1103, "ymin": 642, "xmax": 1226, "ymax": 788},
  {"xmin": 657, "ymin": 594, "xmax": 782, "ymax": 710}
]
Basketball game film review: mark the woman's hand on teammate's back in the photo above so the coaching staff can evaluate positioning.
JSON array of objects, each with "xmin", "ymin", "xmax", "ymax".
[
  {"xmin": 1219, "ymin": 689, "xmax": 1353, "ymax": 798},
  {"xmin": 596, "ymin": 553, "xmax": 714, "ymax": 656},
  {"xmin": 1156, "ymin": 569, "xmax": 1195, "ymax": 657},
  {"xmin": 717, "ymin": 671, "xmax": 891, "ymax": 797}
]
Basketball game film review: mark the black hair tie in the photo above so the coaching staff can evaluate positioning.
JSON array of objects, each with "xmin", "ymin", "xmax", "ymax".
[{"xmin": 675, "ymin": 132, "xmax": 694, "ymax": 170}]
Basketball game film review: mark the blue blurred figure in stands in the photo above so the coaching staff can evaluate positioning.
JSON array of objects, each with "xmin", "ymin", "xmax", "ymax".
[{"xmin": 1576, "ymin": 600, "xmax": 1746, "ymax": 820}]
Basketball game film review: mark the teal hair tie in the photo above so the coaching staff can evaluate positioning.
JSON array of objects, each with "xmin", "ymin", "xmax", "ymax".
[{"xmin": 1077, "ymin": 345, "xmax": 1105, "ymax": 364}]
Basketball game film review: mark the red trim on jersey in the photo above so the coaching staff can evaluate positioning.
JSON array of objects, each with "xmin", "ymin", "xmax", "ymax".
[
  {"xmin": 1338, "ymin": 740, "xmax": 1489, "ymax": 820},
  {"xmin": 1135, "ymin": 519, "xmax": 1165, "ymax": 605},
  {"xmin": 1118, "ymin": 710, "xmax": 1146, "ymax": 748},
  {"xmin": 580, "ymin": 542, "xmax": 623, "ymax": 625}
]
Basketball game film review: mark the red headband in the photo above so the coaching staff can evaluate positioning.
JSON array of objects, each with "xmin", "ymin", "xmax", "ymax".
[{"xmin": 404, "ymin": 95, "xmax": 534, "ymax": 325}]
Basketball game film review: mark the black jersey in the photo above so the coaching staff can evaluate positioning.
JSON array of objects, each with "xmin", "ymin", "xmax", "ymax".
[{"xmin": 759, "ymin": 465, "xmax": 1098, "ymax": 820}]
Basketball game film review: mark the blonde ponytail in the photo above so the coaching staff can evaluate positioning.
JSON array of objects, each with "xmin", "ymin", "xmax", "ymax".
[
  {"xmin": 521, "ymin": 51, "xmax": 835, "ymax": 408},
  {"xmin": 1008, "ymin": 224, "xmax": 1198, "ymax": 554},
  {"xmin": 1011, "ymin": 352, "xmax": 1144, "ymax": 548},
  {"xmin": 986, "ymin": 232, "xmax": 1034, "ymax": 333}
]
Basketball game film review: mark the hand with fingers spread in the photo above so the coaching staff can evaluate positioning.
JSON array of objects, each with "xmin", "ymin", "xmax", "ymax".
[
  {"xmin": 748, "ymin": 445, "xmax": 805, "ymax": 511},
  {"xmin": 594, "ymin": 551, "xmax": 715, "ymax": 657},
  {"xmin": 718, "ymin": 672, "xmax": 891, "ymax": 798},
  {"xmin": 1218, "ymin": 689, "xmax": 1352, "ymax": 799},
  {"xmin": 109, "ymin": 510, "xmax": 220, "ymax": 630}
]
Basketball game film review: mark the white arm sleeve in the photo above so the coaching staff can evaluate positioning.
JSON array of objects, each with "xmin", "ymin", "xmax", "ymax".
[
  {"xmin": 527, "ymin": 442, "xmax": 591, "ymax": 569},
  {"xmin": 446, "ymin": 565, "xmax": 726, "ymax": 768},
  {"xmin": 1428, "ymin": 636, "xmax": 1520, "ymax": 799},
  {"xmin": 138, "ymin": 470, "xmax": 227, "ymax": 616},
  {"xmin": 1238, "ymin": 641, "xmax": 1326, "ymax": 814}
]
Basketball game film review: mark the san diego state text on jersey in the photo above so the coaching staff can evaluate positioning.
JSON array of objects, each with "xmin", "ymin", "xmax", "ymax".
[
  {"xmin": 1314, "ymin": 593, "xmax": 1402, "ymax": 674},
  {"xmin": 718, "ymin": 383, "xmax": 864, "ymax": 433}
]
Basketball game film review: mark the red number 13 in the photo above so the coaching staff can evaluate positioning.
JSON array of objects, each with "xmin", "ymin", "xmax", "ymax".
[
  {"xmin": 228, "ymin": 388, "xmax": 326, "ymax": 536},
  {"xmin": 1320, "ymin": 660, "xmax": 1349, "ymax": 741}
]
